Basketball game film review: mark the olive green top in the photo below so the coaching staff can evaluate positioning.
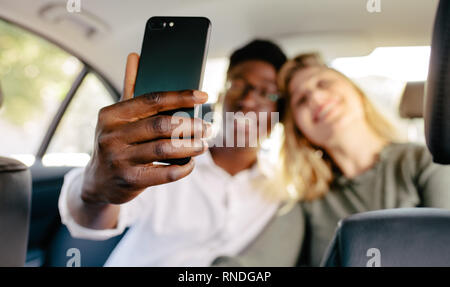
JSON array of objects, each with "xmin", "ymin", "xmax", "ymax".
[{"xmin": 299, "ymin": 143, "xmax": 450, "ymax": 266}]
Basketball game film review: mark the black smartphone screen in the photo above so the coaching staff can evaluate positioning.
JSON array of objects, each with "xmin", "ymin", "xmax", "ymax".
[{"xmin": 134, "ymin": 16, "xmax": 211, "ymax": 165}]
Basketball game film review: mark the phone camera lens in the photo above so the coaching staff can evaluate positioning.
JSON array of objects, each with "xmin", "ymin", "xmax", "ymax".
[{"xmin": 150, "ymin": 20, "xmax": 165, "ymax": 29}]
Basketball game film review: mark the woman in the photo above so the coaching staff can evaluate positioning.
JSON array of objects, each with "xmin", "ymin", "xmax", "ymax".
[{"xmin": 277, "ymin": 53, "xmax": 450, "ymax": 266}]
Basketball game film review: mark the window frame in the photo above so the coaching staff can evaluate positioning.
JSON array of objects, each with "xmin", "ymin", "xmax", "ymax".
[{"xmin": 0, "ymin": 16, "xmax": 121, "ymax": 160}]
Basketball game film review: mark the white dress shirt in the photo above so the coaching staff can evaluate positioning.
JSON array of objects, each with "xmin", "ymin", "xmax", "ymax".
[{"xmin": 58, "ymin": 151, "xmax": 279, "ymax": 266}]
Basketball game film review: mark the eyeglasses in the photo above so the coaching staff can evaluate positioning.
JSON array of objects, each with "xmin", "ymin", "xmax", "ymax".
[{"xmin": 226, "ymin": 78, "xmax": 280, "ymax": 102}]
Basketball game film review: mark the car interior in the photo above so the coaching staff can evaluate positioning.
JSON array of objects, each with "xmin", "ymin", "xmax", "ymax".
[{"xmin": 0, "ymin": 0, "xmax": 449, "ymax": 267}]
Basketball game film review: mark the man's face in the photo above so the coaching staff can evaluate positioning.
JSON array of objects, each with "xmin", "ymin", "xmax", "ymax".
[{"xmin": 221, "ymin": 60, "xmax": 278, "ymax": 147}]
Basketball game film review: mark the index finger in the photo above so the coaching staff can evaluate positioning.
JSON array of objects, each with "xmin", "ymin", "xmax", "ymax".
[{"xmin": 100, "ymin": 90, "xmax": 208, "ymax": 127}]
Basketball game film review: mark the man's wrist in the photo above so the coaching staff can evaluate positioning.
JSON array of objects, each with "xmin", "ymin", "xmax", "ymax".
[
  {"xmin": 80, "ymin": 186, "xmax": 109, "ymax": 207},
  {"xmin": 79, "ymin": 168, "xmax": 109, "ymax": 206}
]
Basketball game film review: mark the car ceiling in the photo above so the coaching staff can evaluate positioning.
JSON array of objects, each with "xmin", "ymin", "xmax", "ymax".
[{"xmin": 0, "ymin": 0, "xmax": 439, "ymax": 92}]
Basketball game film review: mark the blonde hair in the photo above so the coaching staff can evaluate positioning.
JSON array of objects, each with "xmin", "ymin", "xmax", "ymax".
[{"xmin": 276, "ymin": 53, "xmax": 399, "ymax": 201}]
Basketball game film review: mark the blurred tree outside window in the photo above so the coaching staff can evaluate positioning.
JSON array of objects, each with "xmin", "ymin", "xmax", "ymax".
[
  {"xmin": 0, "ymin": 19, "xmax": 116, "ymax": 167},
  {"xmin": 0, "ymin": 19, "xmax": 82, "ymax": 163}
]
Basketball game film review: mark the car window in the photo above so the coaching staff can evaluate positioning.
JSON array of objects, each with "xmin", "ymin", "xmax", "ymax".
[
  {"xmin": 0, "ymin": 19, "xmax": 83, "ymax": 164},
  {"xmin": 44, "ymin": 73, "xmax": 115, "ymax": 167}
]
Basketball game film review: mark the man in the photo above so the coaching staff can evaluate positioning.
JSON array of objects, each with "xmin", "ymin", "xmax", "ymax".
[{"xmin": 59, "ymin": 40, "xmax": 292, "ymax": 266}]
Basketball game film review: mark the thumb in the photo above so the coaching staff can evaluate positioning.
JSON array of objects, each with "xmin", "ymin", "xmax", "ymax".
[{"xmin": 121, "ymin": 53, "xmax": 140, "ymax": 101}]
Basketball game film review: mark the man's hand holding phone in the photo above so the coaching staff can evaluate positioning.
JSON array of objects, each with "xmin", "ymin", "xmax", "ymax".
[{"xmin": 80, "ymin": 53, "xmax": 210, "ymax": 206}]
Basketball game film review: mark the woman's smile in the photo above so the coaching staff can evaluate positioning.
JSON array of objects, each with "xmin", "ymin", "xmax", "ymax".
[{"xmin": 313, "ymin": 97, "xmax": 341, "ymax": 124}]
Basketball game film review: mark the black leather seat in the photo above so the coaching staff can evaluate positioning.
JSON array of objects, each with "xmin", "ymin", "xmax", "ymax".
[
  {"xmin": 43, "ymin": 226, "xmax": 126, "ymax": 267},
  {"xmin": 0, "ymin": 83, "xmax": 33, "ymax": 266},
  {"xmin": 321, "ymin": 208, "xmax": 450, "ymax": 267},
  {"xmin": 0, "ymin": 154, "xmax": 32, "ymax": 267},
  {"xmin": 425, "ymin": 0, "xmax": 450, "ymax": 163}
]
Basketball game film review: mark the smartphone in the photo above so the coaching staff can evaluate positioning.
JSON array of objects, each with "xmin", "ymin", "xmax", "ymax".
[{"xmin": 134, "ymin": 16, "xmax": 211, "ymax": 165}]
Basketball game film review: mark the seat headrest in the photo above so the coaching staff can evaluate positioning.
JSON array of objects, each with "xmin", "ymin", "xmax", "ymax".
[
  {"xmin": 424, "ymin": 0, "xmax": 450, "ymax": 164},
  {"xmin": 0, "ymin": 157, "xmax": 28, "ymax": 173},
  {"xmin": 399, "ymin": 82, "xmax": 425, "ymax": 118},
  {"xmin": 321, "ymin": 208, "xmax": 450, "ymax": 267}
]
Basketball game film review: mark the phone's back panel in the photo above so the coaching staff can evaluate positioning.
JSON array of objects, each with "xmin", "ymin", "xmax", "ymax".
[{"xmin": 134, "ymin": 17, "xmax": 211, "ymax": 99}]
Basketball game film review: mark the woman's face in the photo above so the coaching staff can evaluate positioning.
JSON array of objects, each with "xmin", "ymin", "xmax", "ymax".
[{"xmin": 288, "ymin": 67, "xmax": 365, "ymax": 147}]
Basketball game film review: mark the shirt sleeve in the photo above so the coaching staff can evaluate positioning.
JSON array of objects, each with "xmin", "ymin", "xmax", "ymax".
[
  {"xmin": 414, "ymin": 145, "xmax": 450, "ymax": 208},
  {"xmin": 58, "ymin": 167, "xmax": 144, "ymax": 241}
]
